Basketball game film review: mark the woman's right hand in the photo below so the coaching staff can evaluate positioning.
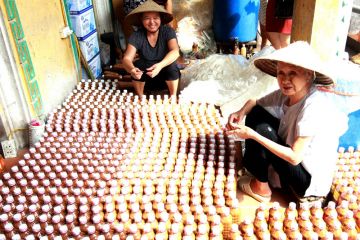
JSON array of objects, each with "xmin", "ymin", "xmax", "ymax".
[
  {"xmin": 130, "ymin": 67, "xmax": 143, "ymax": 80},
  {"xmin": 226, "ymin": 111, "xmax": 245, "ymax": 130}
]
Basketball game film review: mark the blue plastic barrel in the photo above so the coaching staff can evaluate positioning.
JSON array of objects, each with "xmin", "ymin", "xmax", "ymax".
[
  {"xmin": 213, "ymin": 0, "xmax": 260, "ymax": 42},
  {"xmin": 339, "ymin": 109, "xmax": 360, "ymax": 149}
]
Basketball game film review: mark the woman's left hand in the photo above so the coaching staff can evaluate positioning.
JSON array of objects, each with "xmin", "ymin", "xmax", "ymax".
[
  {"xmin": 226, "ymin": 124, "xmax": 255, "ymax": 140},
  {"xmin": 146, "ymin": 64, "xmax": 162, "ymax": 78}
]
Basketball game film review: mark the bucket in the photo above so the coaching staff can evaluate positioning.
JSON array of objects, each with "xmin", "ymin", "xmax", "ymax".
[
  {"xmin": 29, "ymin": 119, "xmax": 45, "ymax": 147},
  {"xmin": 213, "ymin": 0, "xmax": 260, "ymax": 42}
]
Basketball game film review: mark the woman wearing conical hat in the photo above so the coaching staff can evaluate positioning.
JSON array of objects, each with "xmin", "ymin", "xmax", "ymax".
[
  {"xmin": 122, "ymin": 0, "xmax": 179, "ymax": 96},
  {"xmin": 227, "ymin": 41, "xmax": 348, "ymax": 203},
  {"xmin": 121, "ymin": 0, "xmax": 174, "ymax": 40}
]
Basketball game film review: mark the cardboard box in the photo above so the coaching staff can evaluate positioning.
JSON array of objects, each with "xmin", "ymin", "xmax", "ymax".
[
  {"xmin": 67, "ymin": 0, "xmax": 92, "ymax": 12},
  {"xmin": 82, "ymin": 52, "xmax": 102, "ymax": 78},
  {"xmin": 78, "ymin": 29, "xmax": 100, "ymax": 61},
  {"xmin": 70, "ymin": 6, "xmax": 96, "ymax": 38}
]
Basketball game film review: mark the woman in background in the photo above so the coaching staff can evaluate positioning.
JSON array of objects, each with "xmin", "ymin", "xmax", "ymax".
[
  {"xmin": 122, "ymin": 0, "xmax": 180, "ymax": 96},
  {"xmin": 265, "ymin": 0, "xmax": 292, "ymax": 49},
  {"xmin": 122, "ymin": 0, "xmax": 174, "ymax": 40}
]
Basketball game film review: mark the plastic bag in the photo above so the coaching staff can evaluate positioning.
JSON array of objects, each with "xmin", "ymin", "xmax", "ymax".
[
  {"xmin": 179, "ymin": 46, "xmax": 279, "ymax": 117},
  {"xmin": 174, "ymin": 0, "xmax": 216, "ymax": 54}
]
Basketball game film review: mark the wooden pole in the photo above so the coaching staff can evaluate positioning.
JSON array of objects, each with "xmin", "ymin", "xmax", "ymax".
[{"xmin": 291, "ymin": 0, "xmax": 341, "ymax": 61}]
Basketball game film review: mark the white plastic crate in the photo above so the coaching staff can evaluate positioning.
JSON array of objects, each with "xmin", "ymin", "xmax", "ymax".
[
  {"xmin": 67, "ymin": 0, "xmax": 92, "ymax": 12},
  {"xmin": 70, "ymin": 6, "xmax": 96, "ymax": 38},
  {"xmin": 78, "ymin": 29, "xmax": 100, "ymax": 61}
]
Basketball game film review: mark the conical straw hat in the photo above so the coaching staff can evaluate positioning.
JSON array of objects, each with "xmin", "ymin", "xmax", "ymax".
[
  {"xmin": 254, "ymin": 41, "xmax": 334, "ymax": 85},
  {"xmin": 125, "ymin": 0, "xmax": 173, "ymax": 26}
]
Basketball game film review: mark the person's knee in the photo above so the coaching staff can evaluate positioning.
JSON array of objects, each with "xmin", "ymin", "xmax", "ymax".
[
  {"xmin": 133, "ymin": 60, "xmax": 146, "ymax": 70},
  {"xmin": 161, "ymin": 63, "xmax": 180, "ymax": 80},
  {"xmin": 245, "ymin": 105, "xmax": 265, "ymax": 127},
  {"xmin": 245, "ymin": 106, "xmax": 279, "ymax": 141},
  {"xmin": 255, "ymin": 123, "xmax": 279, "ymax": 142}
]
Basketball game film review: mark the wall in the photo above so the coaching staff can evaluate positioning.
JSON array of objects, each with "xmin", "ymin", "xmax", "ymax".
[
  {"xmin": 335, "ymin": 0, "xmax": 354, "ymax": 58},
  {"xmin": 350, "ymin": 0, "xmax": 360, "ymax": 34},
  {"xmin": 0, "ymin": 0, "xmax": 79, "ymax": 147},
  {"xmin": 14, "ymin": 0, "xmax": 78, "ymax": 114}
]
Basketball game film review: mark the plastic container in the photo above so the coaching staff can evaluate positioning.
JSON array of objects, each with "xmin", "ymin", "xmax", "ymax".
[
  {"xmin": 339, "ymin": 109, "xmax": 360, "ymax": 149},
  {"xmin": 213, "ymin": 0, "xmax": 260, "ymax": 42},
  {"xmin": 29, "ymin": 120, "xmax": 45, "ymax": 147}
]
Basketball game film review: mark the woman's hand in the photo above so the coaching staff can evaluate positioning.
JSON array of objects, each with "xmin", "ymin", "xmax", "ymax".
[
  {"xmin": 226, "ymin": 111, "xmax": 245, "ymax": 130},
  {"xmin": 226, "ymin": 125, "xmax": 255, "ymax": 140},
  {"xmin": 146, "ymin": 64, "xmax": 162, "ymax": 78},
  {"xmin": 130, "ymin": 67, "xmax": 143, "ymax": 80}
]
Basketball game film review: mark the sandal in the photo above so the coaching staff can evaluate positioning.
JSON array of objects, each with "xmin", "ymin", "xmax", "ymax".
[
  {"xmin": 288, "ymin": 185, "xmax": 327, "ymax": 207},
  {"xmin": 238, "ymin": 175, "xmax": 271, "ymax": 202},
  {"xmin": 237, "ymin": 167, "xmax": 252, "ymax": 178}
]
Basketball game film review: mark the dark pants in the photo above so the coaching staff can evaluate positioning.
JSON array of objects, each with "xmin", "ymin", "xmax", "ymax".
[
  {"xmin": 133, "ymin": 60, "xmax": 180, "ymax": 91},
  {"xmin": 243, "ymin": 105, "xmax": 311, "ymax": 197}
]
